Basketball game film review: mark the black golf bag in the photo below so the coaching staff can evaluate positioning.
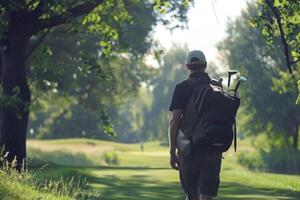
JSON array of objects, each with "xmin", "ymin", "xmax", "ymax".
[{"xmin": 179, "ymin": 77, "xmax": 240, "ymax": 153}]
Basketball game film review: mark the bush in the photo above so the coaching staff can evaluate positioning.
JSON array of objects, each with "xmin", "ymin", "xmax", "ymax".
[
  {"xmin": 237, "ymin": 148, "xmax": 300, "ymax": 174},
  {"xmin": 103, "ymin": 151, "xmax": 119, "ymax": 165},
  {"xmin": 260, "ymin": 149, "xmax": 300, "ymax": 174},
  {"xmin": 28, "ymin": 148, "xmax": 97, "ymax": 166},
  {"xmin": 237, "ymin": 151, "xmax": 264, "ymax": 171}
]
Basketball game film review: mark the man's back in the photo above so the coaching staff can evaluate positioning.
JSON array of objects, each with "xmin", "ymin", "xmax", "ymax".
[
  {"xmin": 169, "ymin": 72, "xmax": 210, "ymax": 112},
  {"xmin": 168, "ymin": 50, "xmax": 222, "ymax": 200}
]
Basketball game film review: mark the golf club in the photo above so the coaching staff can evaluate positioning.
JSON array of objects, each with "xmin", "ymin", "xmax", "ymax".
[
  {"xmin": 233, "ymin": 76, "xmax": 247, "ymax": 96},
  {"xmin": 211, "ymin": 78, "xmax": 223, "ymax": 88},
  {"xmin": 227, "ymin": 70, "xmax": 238, "ymax": 89}
]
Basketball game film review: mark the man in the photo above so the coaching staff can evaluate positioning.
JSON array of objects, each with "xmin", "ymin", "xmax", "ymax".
[{"xmin": 168, "ymin": 50, "xmax": 222, "ymax": 200}]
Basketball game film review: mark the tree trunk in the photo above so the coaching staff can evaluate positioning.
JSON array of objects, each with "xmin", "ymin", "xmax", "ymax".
[
  {"xmin": 293, "ymin": 125, "xmax": 299, "ymax": 151},
  {"xmin": 0, "ymin": 12, "xmax": 31, "ymax": 171}
]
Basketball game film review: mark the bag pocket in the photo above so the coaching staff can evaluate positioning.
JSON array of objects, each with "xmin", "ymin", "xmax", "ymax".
[{"xmin": 192, "ymin": 123, "xmax": 233, "ymax": 152}]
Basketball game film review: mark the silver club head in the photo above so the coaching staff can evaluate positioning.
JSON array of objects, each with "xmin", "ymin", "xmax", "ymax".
[
  {"xmin": 239, "ymin": 76, "xmax": 247, "ymax": 82},
  {"xmin": 233, "ymin": 75, "xmax": 247, "ymax": 96},
  {"xmin": 227, "ymin": 70, "xmax": 239, "ymax": 88}
]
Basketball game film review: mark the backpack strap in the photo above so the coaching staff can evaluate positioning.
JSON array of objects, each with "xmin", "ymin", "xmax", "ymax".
[
  {"xmin": 184, "ymin": 77, "xmax": 210, "ymax": 110},
  {"xmin": 195, "ymin": 85, "xmax": 210, "ymax": 116}
]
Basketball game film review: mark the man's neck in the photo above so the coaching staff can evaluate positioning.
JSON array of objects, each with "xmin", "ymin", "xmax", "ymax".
[{"xmin": 189, "ymin": 70, "xmax": 205, "ymax": 74}]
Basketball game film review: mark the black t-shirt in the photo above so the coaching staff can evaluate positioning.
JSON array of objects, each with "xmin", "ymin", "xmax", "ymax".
[{"xmin": 169, "ymin": 72, "xmax": 210, "ymax": 111}]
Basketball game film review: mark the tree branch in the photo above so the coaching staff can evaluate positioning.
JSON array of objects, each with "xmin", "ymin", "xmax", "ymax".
[
  {"xmin": 38, "ymin": 0, "xmax": 104, "ymax": 30},
  {"xmin": 26, "ymin": 31, "xmax": 48, "ymax": 61},
  {"xmin": 291, "ymin": 59, "xmax": 300, "ymax": 65},
  {"xmin": 265, "ymin": 0, "xmax": 294, "ymax": 77},
  {"xmin": 32, "ymin": 0, "xmax": 46, "ymax": 17}
]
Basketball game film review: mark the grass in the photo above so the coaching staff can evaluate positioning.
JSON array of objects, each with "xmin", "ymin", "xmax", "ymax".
[
  {"xmin": 0, "ymin": 167, "xmax": 84, "ymax": 200},
  {"xmin": 26, "ymin": 138, "xmax": 300, "ymax": 200}
]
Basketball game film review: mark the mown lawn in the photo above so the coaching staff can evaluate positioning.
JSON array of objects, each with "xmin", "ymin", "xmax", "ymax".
[{"xmin": 28, "ymin": 139, "xmax": 300, "ymax": 200}]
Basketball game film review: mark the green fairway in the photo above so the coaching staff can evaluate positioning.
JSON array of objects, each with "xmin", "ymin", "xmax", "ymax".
[{"xmin": 28, "ymin": 139, "xmax": 300, "ymax": 200}]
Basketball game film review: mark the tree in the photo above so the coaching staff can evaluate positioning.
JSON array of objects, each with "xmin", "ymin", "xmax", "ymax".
[
  {"xmin": 0, "ymin": 0, "xmax": 192, "ymax": 170},
  {"xmin": 253, "ymin": 0, "xmax": 300, "ymax": 99},
  {"xmin": 218, "ymin": 2, "xmax": 300, "ymax": 150}
]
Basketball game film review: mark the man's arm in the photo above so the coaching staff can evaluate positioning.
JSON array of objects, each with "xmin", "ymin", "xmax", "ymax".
[{"xmin": 168, "ymin": 109, "xmax": 183, "ymax": 170}]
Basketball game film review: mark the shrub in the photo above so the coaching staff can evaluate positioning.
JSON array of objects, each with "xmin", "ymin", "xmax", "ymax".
[
  {"xmin": 237, "ymin": 148, "xmax": 300, "ymax": 174},
  {"xmin": 260, "ymin": 149, "xmax": 300, "ymax": 174},
  {"xmin": 103, "ymin": 151, "xmax": 119, "ymax": 165},
  {"xmin": 28, "ymin": 148, "xmax": 96, "ymax": 166},
  {"xmin": 237, "ymin": 151, "xmax": 264, "ymax": 171}
]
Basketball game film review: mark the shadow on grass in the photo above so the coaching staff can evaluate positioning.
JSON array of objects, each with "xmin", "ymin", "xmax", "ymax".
[
  {"xmin": 85, "ymin": 173, "xmax": 185, "ymax": 200},
  {"xmin": 216, "ymin": 182, "xmax": 300, "ymax": 200},
  {"xmin": 86, "ymin": 172, "xmax": 300, "ymax": 200},
  {"xmin": 33, "ymin": 166, "xmax": 300, "ymax": 200},
  {"xmin": 34, "ymin": 166, "xmax": 185, "ymax": 200}
]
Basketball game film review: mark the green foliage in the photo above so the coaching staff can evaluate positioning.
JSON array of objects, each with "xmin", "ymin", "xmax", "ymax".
[
  {"xmin": 144, "ymin": 46, "xmax": 189, "ymax": 141},
  {"xmin": 28, "ymin": 53, "xmax": 155, "ymax": 140},
  {"xmin": 237, "ymin": 151, "xmax": 264, "ymax": 171},
  {"xmin": 101, "ymin": 107, "xmax": 116, "ymax": 136},
  {"xmin": 252, "ymin": 0, "xmax": 300, "ymax": 66},
  {"xmin": 103, "ymin": 151, "xmax": 119, "ymax": 165},
  {"xmin": 239, "ymin": 133, "xmax": 300, "ymax": 174},
  {"xmin": 238, "ymin": 147, "xmax": 300, "ymax": 174},
  {"xmin": 260, "ymin": 148, "xmax": 300, "ymax": 174},
  {"xmin": 1, "ymin": 0, "xmax": 193, "ymax": 142},
  {"xmin": 24, "ymin": 0, "xmax": 192, "ymax": 140},
  {"xmin": 153, "ymin": 0, "xmax": 192, "ymax": 29},
  {"xmin": 81, "ymin": 0, "xmax": 131, "ymax": 55},
  {"xmin": 29, "ymin": 148, "xmax": 96, "ymax": 166},
  {"xmin": 29, "ymin": 86, "xmax": 76, "ymax": 139},
  {"xmin": 218, "ymin": 2, "xmax": 300, "ymax": 149},
  {"xmin": 0, "ymin": 86, "xmax": 29, "ymax": 119},
  {"xmin": 297, "ymin": 80, "xmax": 300, "ymax": 104},
  {"xmin": 114, "ymin": 87, "xmax": 154, "ymax": 143},
  {"xmin": 0, "ymin": 166, "xmax": 99, "ymax": 200}
]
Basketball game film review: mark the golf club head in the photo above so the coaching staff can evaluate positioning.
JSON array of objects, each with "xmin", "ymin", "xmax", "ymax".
[
  {"xmin": 227, "ymin": 70, "xmax": 239, "ymax": 88},
  {"xmin": 233, "ymin": 76, "xmax": 247, "ymax": 96},
  {"xmin": 228, "ymin": 70, "xmax": 238, "ymax": 75},
  {"xmin": 239, "ymin": 76, "xmax": 247, "ymax": 82}
]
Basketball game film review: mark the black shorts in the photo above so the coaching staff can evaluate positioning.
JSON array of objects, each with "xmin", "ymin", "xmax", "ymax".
[{"xmin": 178, "ymin": 150, "xmax": 222, "ymax": 198}]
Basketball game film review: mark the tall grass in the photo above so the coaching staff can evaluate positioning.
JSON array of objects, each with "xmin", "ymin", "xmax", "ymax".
[
  {"xmin": 29, "ymin": 148, "xmax": 97, "ymax": 166},
  {"xmin": 0, "ymin": 160, "xmax": 100, "ymax": 200}
]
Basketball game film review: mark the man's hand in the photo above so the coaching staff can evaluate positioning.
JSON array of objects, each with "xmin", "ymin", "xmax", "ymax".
[
  {"xmin": 170, "ymin": 152, "xmax": 179, "ymax": 170},
  {"xmin": 168, "ymin": 110, "xmax": 182, "ymax": 170}
]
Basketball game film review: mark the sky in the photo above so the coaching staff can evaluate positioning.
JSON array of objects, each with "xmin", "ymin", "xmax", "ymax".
[{"xmin": 149, "ymin": 0, "xmax": 249, "ymax": 66}]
